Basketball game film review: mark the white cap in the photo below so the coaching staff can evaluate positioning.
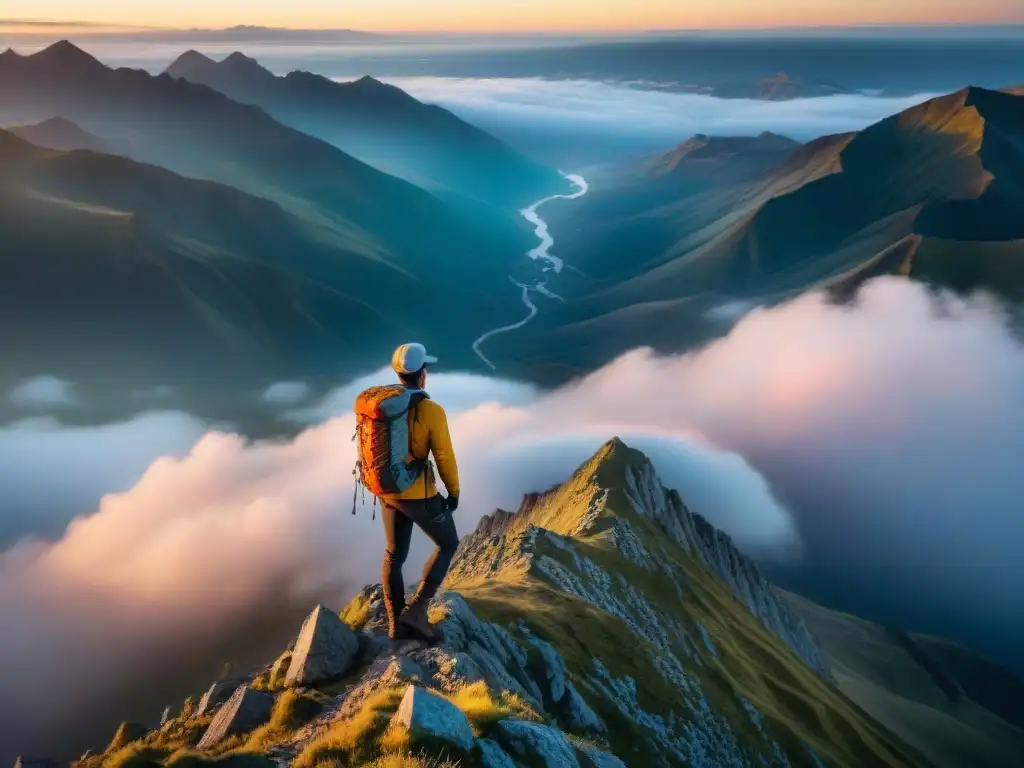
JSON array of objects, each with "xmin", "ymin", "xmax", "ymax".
[{"xmin": 391, "ymin": 343, "xmax": 438, "ymax": 374}]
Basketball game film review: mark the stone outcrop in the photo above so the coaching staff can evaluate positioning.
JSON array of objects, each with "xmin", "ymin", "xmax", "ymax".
[
  {"xmin": 285, "ymin": 604, "xmax": 360, "ymax": 687},
  {"xmin": 197, "ymin": 684, "xmax": 275, "ymax": 749},
  {"xmin": 497, "ymin": 720, "xmax": 580, "ymax": 768},
  {"xmin": 391, "ymin": 685, "xmax": 475, "ymax": 752},
  {"xmin": 196, "ymin": 677, "xmax": 250, "ymax": 716}
]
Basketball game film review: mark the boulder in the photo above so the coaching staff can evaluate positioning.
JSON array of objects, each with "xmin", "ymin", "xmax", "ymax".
[
  {"xmin": 529, "ymin": 636, "xmax": 566, "ymax": 703},
  {"xmin": 577, "ymin": 747, "xmax": 627, "ymax": 768},
  {"xmin": 105, "ymin": 721, "xmax": 149, "ymax": 752},
  {"xmin": 561, "ymin": 682, "xmax": 605, "ymax": 733},
  {"xmin": 285, "ymin": 604, "xmax": 360, "ymax": 687},
  {"xmin": 476, "ymin": 738, "xmax": 518, "ymax": 768},
  {"xmin": 197, "ymin": 678, "xmax": 245, "ymax": 716},
  {"xmin": 197, "ymin": 685, "xmax": 275, "ymax": 749},
  {"xmin": 390, "ymin": 685, "xmax": 474, "ymax": 752},
  {"xmin": 13, "ymin": 759, "xmax": 64, "ymax": 768},
  {"xmin": 497, "ymin": 720, "xmax": 580, "ymax": 768}
]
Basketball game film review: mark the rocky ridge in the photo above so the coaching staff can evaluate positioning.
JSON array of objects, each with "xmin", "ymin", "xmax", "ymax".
[{"xmin": 56, "ymin": 439, "xmax": 923, "ymax": 768}]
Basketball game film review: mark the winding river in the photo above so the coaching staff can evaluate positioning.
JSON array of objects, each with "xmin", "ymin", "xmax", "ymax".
[{"xmin": 472, "ymin": 173, "xmax": 589, "ymax": 370}]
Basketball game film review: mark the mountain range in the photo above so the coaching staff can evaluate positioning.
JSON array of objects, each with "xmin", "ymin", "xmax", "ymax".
[
  {"xmin": 498, "ymin": 86, "xmax": 1024, "ymax": 380},
  {"xmin": 0, "ymin": 42, "xmax": 559, "ymax": 421},
  {"xmin": 163, "ymin": 50, "xmax": 562, "ymax": 209},
  {"xmin": 21, "ymin": 440, "xmax": 1022, "ymax": 766}
]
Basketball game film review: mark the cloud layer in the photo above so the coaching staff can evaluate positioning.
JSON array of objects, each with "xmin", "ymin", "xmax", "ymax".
[
  {"xmin": 382, "ymin": 76, "xmax": 937, "ymax": 144},
  {"xmin": 2, "ymin": 277, "xmax": 1024, "ymax": 760}
]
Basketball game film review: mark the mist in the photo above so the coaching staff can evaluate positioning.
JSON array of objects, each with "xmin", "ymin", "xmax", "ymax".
[
  {"xmin": 377, "ymin": 77, "xmax": 939, "ymax": 164},
  {"xmin": 2, "ymin": 277, "xmax": 1023, "ymax": 760}
]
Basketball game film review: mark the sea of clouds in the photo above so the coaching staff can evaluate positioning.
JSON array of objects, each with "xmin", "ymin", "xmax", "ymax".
[
  {"xmin": 380, "ymin": 76, "xmax": 938, "ymax": 145},
  {"xmin": 2, "ymin": 277, "xmax": 1023, "ymax": 759}
]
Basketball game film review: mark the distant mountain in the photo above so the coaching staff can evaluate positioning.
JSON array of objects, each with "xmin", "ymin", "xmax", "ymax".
[
  {"xmin": 783, "ymin": 590, "xmax": 1024, "ymax": 768},
  {"xmin": 6, "ymin": 116, "xmax": 108, "ymax": 152},
  {"xmin": 164, "ymin": 50, "xmax": 564, "ymax": 208},
  {"xmin": 0, "ymin": 128, "xmax": 534, "ymax": 420},
  {"xmin": 0, "ymin": 42, "xmax": 540, "ymax": 264},
  {"xmin": 497, "ymin": 87, "xmax": 1024, "ymax": 380}
]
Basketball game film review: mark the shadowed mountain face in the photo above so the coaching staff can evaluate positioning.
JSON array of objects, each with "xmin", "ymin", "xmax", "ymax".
[
  {"xmin": 499, "ymin": 87, "xmax": 1024, "ymax": 380},
  {"xmin": 6, "ymin": 117, "xmax": 108, "ymax": 152},
  {"xmin": 782, "ymin": 591, "xmax": 1024, "ymax": 768},
  {"xmin": 164, "ymin": 50, "xmax": 564, "ymax": 209},
  {"xmin": 0, "ymin": 42, "xmax": 537, "ymax": 264},
  {"xmin": 0, "ymin": 128, "xmax": 531, "ymax": 422},
  {"xmin": 0, "ymin": 42, "xmax": 545, "ymax": 421}
]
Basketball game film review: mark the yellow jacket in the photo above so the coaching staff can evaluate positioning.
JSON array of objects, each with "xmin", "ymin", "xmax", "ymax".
[{"xmin": 382, "ymin": 398, "xmax": 460, "ymax": 501}]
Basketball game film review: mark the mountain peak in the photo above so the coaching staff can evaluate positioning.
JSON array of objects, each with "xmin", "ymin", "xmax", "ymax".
[
  {"xmin": 165, "ymin": 49, "xmax": 216, "ymax": 76},
  {"xmin": 29, "ymin": 40, "xmax": 104, "ymax": 71}
]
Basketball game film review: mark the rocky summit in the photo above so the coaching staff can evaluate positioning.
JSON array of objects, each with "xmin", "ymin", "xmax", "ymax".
[{"xmin": 65, "ymin": 439, "xmax": 927, "ymax": 767}]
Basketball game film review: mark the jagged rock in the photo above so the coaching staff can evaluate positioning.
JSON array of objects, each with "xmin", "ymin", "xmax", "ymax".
[
  {"xmin": 106, "ymin": 721, "xmax": 149, "ymax": 751},
  {"xmin": 497, "ymin": 720, "xmax": 580, "ymax": 768},
  {"xmin": 561, "ymin": 681, "xmax": 604, "ymax": 733},
  {"xmin": 391, "ymin": 684, "xmax": 474, "ymax": 752},
  {"xmin": 13, "ymin": 759, "xmax": 64, "ymax": 768},
  {"xmin": 159, "ymin": 705, "xmax": 173, "ymax": 726},
  {"xmin": 197, "ymin": 684, "xmax": 275, "ymax": 749},
  {"xmin": 529, "ymin": 636, "xmax": 567, "ymax": 703},
  {"xmin": 576, "ymin": 746, "xmax": 627, "ymax": 768},
  {"xmin": 79, "ymin": 751, "xmax": 93, "ymax": 761},
  {"xmin": 197, "ymin": 678, "xmax": 248, "ymax": 716},
  {"xmin": 285, "ymin": 604, "xmax": 360, "ymax": 686},
  {"xmin": 476, "ymin": 738, "xmax": 518, "ymax": 768},
  {"xmin": 337, "ymin": 656, "xmax": 425, "ymax": 720},
  {"xmin": 411, "ymin": 647, "xmax": 486, "ymax": 692}
]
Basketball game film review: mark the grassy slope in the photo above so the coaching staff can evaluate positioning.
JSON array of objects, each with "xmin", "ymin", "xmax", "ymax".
[
  {"xmin": 0, "ymin": 130, "xmax": 516, "ymax": 418},
  {"xmin": 447, "ymin": 441, "xmax": 924, "ymax": 767},
  {"xmin": 782, "ymin": 591, "xmax": 1024, "ymax": 768}
]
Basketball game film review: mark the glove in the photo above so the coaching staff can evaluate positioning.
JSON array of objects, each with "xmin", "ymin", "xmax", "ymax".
[{"xmin": 445, "ymin": 494, "xmax": 460, "ymax": 514}]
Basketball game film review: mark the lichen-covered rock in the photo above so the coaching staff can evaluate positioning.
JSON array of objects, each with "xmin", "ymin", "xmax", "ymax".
[
  {"xmin": 412, "ymin": 647, "xmax": 486, "ymax": 692},
  {"xmin": 497, "ymin": 720, "xmax": 580, "ymax": 768},
  {"xmin": 576, "ymin": 746, "xmax": 627, "ymax": 768},
  {"xmin": 285, "ymin": 604, "xmax": 360, "ymax": 687},
  {"xmin": 391, "ymin": 685, "xmax": 474, "ymax": 752},
  {"xmin": 105, "ymin": 721, "xmax": 149, "ymax": 752},
  {"xmin": 476, "ymin": 738, "xmax": 518, "ymax": 768},
  {"xmin": 197, "ymin": 685, "xmax": 275, "ymax": 749}
]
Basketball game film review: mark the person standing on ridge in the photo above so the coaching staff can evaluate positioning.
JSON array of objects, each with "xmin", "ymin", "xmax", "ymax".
[{"xmin": 353, "ymin": 343, "xmax": 460, "ymax": 642}]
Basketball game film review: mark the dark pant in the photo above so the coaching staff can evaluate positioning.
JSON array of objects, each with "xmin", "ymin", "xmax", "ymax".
[{"xmin": 381, "ymin": 494, "xmax": 459, "ymax": 609}]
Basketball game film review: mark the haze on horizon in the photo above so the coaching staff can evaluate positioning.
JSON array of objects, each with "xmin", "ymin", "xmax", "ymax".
[{"xmin": 2, "ymin": 0, "xmax": 1023, "ymax": 33}]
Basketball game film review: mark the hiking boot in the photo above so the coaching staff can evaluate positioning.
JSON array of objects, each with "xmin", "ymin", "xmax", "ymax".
[
  {"xmin": 383, "ymin": 589, "xmax": 409, "ymax": 642},
  {"xmin": 399, "ymin": 582, "xmax": 440, "ymax": 642}
]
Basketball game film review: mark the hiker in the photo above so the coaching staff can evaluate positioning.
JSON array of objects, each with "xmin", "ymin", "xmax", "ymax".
[{"xmin": 353, "ymin": 343, "xmax": 460, "ymax": 642}]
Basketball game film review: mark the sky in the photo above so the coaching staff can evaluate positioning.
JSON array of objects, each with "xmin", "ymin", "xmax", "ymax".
[{"xmin": 1, "ymin": 0, "xmax": 1022, "ymax": 32}]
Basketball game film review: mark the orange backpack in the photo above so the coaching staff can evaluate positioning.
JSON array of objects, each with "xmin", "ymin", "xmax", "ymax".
[{"xmin": 352, "ymin": 386, "xmax": 429, "ymax": 509}]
